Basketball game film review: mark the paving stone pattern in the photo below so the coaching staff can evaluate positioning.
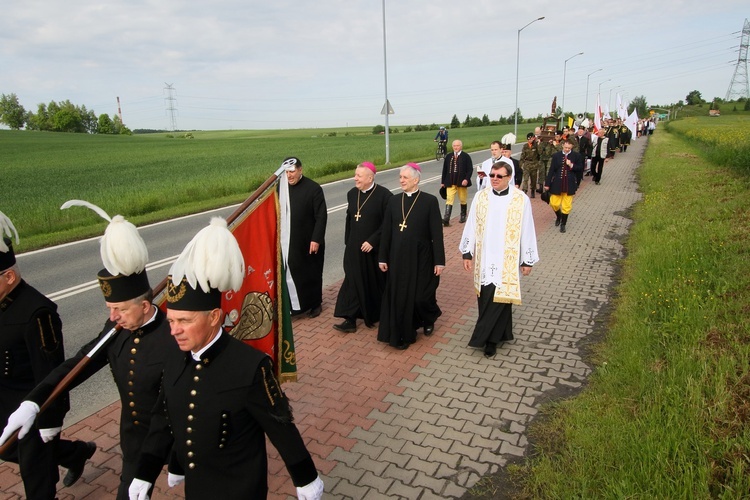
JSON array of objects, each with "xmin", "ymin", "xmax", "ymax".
[{"xmin": 0, "ymin": 139, "xmax": 645, "ymax": 499}]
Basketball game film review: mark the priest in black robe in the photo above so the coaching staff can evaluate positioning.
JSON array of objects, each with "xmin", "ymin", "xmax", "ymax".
[
  {"xmin": 284, "ymin": 157, "xmax": 327, "ymax": 318},
  {"xmin": 378, "ymin": 163, "xmax": 445, "ymax": 350},
  {"xmin": 333, "ymin": 162, "xmax": 393, "ymax": 333}
]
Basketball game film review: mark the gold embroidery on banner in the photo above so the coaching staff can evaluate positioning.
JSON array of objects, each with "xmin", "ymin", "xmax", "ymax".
[
  {"xmin": 282, "ymin": 339, "xmax": 296, "ymax": 367},
  {"xmin": 230, "ymin": 292, "xmax": 274, "ymax": 341}
]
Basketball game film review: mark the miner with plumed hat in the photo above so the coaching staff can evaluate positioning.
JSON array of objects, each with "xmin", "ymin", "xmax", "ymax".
[
  {"xmin": 129, "ymin": 217, "xmax": 324, "ymax": 500},
  {"xmin": 0, "ymin": 211, "xmax": 95, "ymax": 499},
  {"xmin": 333, "ymin": 161, "xmax": 393, "ymax": 334},
  {"xmin": 0, "ymin": 201, "xmax": 176, "ymax": 499}
]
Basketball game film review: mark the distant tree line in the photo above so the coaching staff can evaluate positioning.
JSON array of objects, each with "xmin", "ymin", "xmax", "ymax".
[
  {"xmin": 371, "ymin": 111, "xmax": 545, "ymax": 134},
  {"xmin": 0, "ymin": 93, "xmax": 131, "ymax": 135}
]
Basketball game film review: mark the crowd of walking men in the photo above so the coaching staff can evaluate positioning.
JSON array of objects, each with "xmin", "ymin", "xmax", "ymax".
[{"xmin": 0, "ymin": 116, "xmax": 648, "ymax": 498}]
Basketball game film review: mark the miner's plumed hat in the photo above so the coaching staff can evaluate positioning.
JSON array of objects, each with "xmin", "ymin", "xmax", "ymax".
[
  {"xmin": 166, "ymin": 217, "xmax": 244, "ymax": 311},
  {"xmin": 500, "ymin": 133, "xmax": 516, "ymax": 150},
  {"xmin": 61, "ymin": 200, "xmax": 151, "ymax": 302},
  {"xmin": 0, "ymin": 211, "xmax": 19, "ymax": 272}
]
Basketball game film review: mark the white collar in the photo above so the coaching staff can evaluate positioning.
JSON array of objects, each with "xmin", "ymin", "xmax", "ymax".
[{"xmin": 191, "ymin": 328, "xmax": 222, "ymax": 361}]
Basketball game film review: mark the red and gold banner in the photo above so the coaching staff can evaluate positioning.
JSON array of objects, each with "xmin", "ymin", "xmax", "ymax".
[
  {"xmin": 155, "ymin": 175, "xmax": 296, "ymax": 382},
  {"xmin": 223, "ymin": 185, "xmax": 296, "ymax": 382}
]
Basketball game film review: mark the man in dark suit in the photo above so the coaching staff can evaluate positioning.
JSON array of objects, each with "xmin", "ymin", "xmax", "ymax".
[
  {"xmin": 1, "ymin": 203, "xmax": 175, "ymax": 499},
  {"xmin": 129, "ymin": 218, "xmax": 323, "ymax": 500},
  {"xmin": 0, "ymin": 212, "xmax": 95, "ymax": 499},
  {"xmin": 440, "ymin": 139, "xmax": 473, "ymax": 225},
  {"xmin": 573, "ymin": 127, "xmax": 592, "ymax": 184},
  {"xmin": 544, "ymin": 140, "xmax": 584, "ymax": 233}
]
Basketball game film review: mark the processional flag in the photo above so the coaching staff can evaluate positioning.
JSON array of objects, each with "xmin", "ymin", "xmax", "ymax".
[
  {"xmin": 155, "ymin": 165, "xmax": 297, "ymax": 382},
  {"xmin": 594, "ymin": 94, "xmax": 602, "ymax": 133}
]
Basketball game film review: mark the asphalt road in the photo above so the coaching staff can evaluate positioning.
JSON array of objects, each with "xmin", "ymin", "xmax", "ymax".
[{"xmin": 16, "ymin": 145, "xmax": 514, "ymax": 424}]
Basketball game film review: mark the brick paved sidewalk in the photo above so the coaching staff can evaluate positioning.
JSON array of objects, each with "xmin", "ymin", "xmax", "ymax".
[{"xmin": 0, "ymin": 139, "xmax": 645, "ymax": 499}]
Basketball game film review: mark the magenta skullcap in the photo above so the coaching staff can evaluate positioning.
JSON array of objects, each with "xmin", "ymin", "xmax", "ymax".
[
  {"xmin": 360, "ymin": 162, "xmax": 376, "ymax": 174},
  {"xmin": 406, "ymin": 162, "xmax": 421, "ymax": 172}
]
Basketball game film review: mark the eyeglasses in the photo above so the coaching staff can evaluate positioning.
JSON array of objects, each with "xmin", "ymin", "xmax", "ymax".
[{"xmin": 489, "ymin": 173, "xmax": 509, "ymax": 179}]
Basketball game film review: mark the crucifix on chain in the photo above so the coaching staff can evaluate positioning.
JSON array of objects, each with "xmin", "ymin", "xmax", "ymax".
[
  {"xmin": 398, "ymin": 221, "xmax": 407, "ymax": 232},
  {"xmin": 354, "ymin": 212, "xmax": 361, "ymax": 222}
]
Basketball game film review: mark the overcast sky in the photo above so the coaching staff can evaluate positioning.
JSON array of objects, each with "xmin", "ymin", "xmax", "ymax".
[{"xmin": 2, "ymin": 1, "xmax": 747, "ymax": 131}]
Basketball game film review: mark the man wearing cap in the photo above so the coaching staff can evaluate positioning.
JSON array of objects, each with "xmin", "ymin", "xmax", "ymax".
[
  {"xmin": 519, "ymin": 132, "xmax": 543, "ymax": 198},
  {"xmin": 282, "ymin": 157, "xmax": 327, "ymax": 318},
  {"xmin": 544, "ymin": 139, "xmax": 584, "ymax": 233},
  {"xmin": 333, "ymin": 162, "xmax": 393, "ymax": 333},
  {"xmin": 129, "ymin": 218, "xmax": 324, "ymax": 500},
  {"xmin": 440, "ymin": 139, "xmax": 473, "ymax": 225},
  {"xmin": 0, "ymin": 212, "xmax": 95, "ymax": 499},
  {"xmin": 460, "ymin": 162, "xmax": 539, "ymax": 357},
  {"xmin": 378, "ymin": 164, "xmax": 445, "ymax": 350},
  {"xmin": 0, "ymin": 204, "xmax": 174, "ymax": 499}
]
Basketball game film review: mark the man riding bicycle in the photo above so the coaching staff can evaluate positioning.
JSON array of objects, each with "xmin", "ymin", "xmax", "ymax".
[{"xmin": 434, "ymin": 126, "xmax": 448, "ymax": 157}]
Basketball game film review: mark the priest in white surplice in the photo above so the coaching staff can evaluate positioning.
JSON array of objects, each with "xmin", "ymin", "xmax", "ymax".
[{"xmin": 459, "ymin": 161, "xmax": 539, "ymax": 357}]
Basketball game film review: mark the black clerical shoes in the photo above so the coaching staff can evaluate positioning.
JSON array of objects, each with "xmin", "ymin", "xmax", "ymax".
[
  {"xmin": 63, "ymin": 441, "xmax": 97, "ymax": 487},
  {"xmin": 423, "ymin": 324, "xmax": 434, "ymax": 336},
  {"xmin": 484, "ymin": 342, "xmax": 497, "ymax": 358},
  {"xmin": 307, "ymin": 305, "xmax": 322, "ymax": 318},
  {"xmin": 333, "ymin": 319, "xmax": 356, "ymax": 333}
]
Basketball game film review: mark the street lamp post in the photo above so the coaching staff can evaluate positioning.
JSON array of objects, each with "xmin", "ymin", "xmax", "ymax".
[
  {"xmin": 381, "ymin": 0, "xmax": 391, "ymax": 164},
  {"xmin": 514, "ymin": 16, "xmax": 545, "ymax": 137},
  {"xmin": 561, "ymin": 52, "xmax": 583, "ymax": 117},
  {"xmin": 585, "ymin": 68, "xmax": 603, "ymax": 117},
  {"xmin": 598, "ymin": 79, "xmax": 611, "ymax": 101}
]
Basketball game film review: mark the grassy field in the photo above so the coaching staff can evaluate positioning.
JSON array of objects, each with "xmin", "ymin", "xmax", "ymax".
[
  {"xmin": 1, "ymin": 124, "xmax": 538, "ymax": 250},
  {"xmin": 499, "ymin": 119, "xmax": 750, "ymax": 498}
]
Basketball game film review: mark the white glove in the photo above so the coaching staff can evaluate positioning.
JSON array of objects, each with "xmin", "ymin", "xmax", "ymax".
[
  {"xmin": 296, "ymin": 476, "xmax": 324, "ymax": 500},
  {"xmin": 0, "ymin": 401, "xmax": 40, "ymax": 445},
  {"xmin": 128, "ymin": 478, "xmax": 152, "ymax": 500},
  {"xmin": 167, "ymin": 472, "xmax": 185, "ymax": 488},
  {"xmin": 39, "ymin": 427, "xmax": 61, "ymax": 443}
]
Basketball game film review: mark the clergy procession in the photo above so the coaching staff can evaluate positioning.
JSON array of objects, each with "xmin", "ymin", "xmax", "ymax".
[{"xmin": 0, "ymin": 127, "xmax": 651, "ymax": 498}]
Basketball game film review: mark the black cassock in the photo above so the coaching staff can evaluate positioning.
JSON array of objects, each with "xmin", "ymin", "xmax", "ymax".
[
  {"xmin": 334, "ymin": 184, "xmax": 392, "ymax": 325},
  {"xmin": 287, "ymin": 176, "xmax": 327, "ymax": 312},
  {"xmin": 378, "ymin": 190, "xmax": 445, "ymax": 347}
]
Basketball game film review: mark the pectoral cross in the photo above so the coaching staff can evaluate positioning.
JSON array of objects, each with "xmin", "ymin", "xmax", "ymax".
[
  {"xmin": 354, "ymin": 212, "xmax": 361, "ymax": 222},
  {"xmin": 399, "ymin": 221, "xmax": 408, "ymax": 232}
]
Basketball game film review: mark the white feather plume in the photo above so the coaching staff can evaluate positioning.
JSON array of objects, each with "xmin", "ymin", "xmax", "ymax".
[
  {"xmin": 170, "ymin": 217, "xmax": 244, "ymax": 293},
  {"xmin": 501, "ymin": 133, "xmax": 516, "ymax": 146},
  {"xmin": 60, "ymin": 199, "xmax": 112, "ymax": 222},
  {"xmin": 0, "ymin": 211, "xmax": 19, "ymax": 253},
  {"xmin": 61, "ymin": 199, "xmax": 148, "ymax": 276},
  {"xmin": 100, "ymin": 215, "xmax": 149, "ymax": 276}
]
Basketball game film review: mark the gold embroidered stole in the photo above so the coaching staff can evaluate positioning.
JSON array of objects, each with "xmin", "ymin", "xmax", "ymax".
[{"xmin": 473, "ymin": 188, "xmax": 525, "ymax": 305}]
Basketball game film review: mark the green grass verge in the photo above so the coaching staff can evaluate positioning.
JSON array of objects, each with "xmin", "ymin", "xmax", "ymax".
[
  {"xmin": 1, "ymin": 124, "xmax": 540, "ymax": 251},
  {"xmin": 513, "ymin": 127, "xmax": 750, "ymax": 498}
]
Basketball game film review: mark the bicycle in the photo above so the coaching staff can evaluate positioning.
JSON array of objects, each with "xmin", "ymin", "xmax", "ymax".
[{"xmin": 435, "ymin": 140, "xmax": 447, "ymax": 161}]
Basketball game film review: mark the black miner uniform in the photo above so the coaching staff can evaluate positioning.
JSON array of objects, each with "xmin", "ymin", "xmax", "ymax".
[
  {"xmin": 136, "ymin": 333, "xmax": 319, "ymax": 499},
  {"xmin": 0, "ymin": 280, "xmax": 87, "ymax": 499},
  {"xmin": 26, "ymin": 308, "xmax": 174, "ymax": 499}
]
